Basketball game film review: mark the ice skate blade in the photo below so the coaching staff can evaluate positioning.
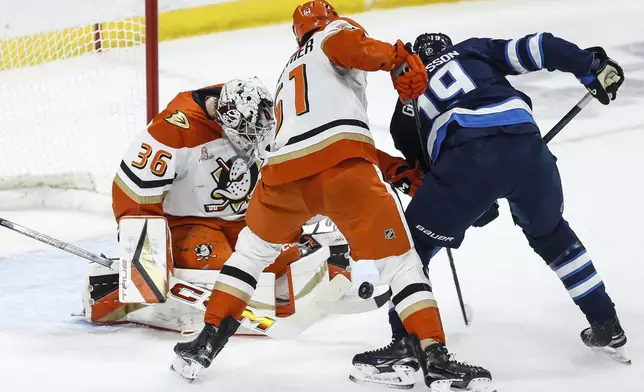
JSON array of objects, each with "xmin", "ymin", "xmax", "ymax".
[
  {"xmin": 170, "ymin": 356, "xmax": 205, "ymax": 382},
  {"xmin": 591, "ymin": 345, "xmax": 632, "ymax": 365},
  {"xmin": 349, "ymin": 363, "xmax": 417, "ymax": 389},
  {"xmin": 428, "ymin": 379, "xmax": 455, "ymax": 392},
  {"xmin": 465, "ymin": 378, "xmax": 496, "ymax": 392},
  {"xmin": 428, "ymin": 378, "xmax": 496, "ymax": 392}
]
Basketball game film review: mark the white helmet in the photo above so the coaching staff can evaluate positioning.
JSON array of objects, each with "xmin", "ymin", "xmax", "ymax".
[{"xmin": 217, "ymin": 77, "xmax": 274, "ymax": 158}]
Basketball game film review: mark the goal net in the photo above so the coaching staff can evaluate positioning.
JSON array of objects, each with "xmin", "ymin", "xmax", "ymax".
[{"xmin": 0, "ymin": 0, "xmax": 158, "ymax": 213}]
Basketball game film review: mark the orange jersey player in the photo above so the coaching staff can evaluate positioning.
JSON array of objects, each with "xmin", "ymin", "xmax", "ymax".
[
  {"xmin": 171, "ymin": 1, "xmax": 490, "ymax": 389},
  {"xmin": 83, "ymin": 78, "xmax": 342, "ymax": 332}
]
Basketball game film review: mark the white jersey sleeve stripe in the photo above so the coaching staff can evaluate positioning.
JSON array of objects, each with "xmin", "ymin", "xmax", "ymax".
[
  {"xmin": 527, "ymin": 33, "xmax": 544, "ymax": 69},
  {"xmin": 505, "ymin": 39, "xmax": 529, "ymax": 74}
]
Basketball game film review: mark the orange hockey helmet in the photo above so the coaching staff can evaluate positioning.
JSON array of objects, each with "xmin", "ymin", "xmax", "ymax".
[{"xmin": 292, "ymin": 1, "xmax": 339, "ymax": 47}]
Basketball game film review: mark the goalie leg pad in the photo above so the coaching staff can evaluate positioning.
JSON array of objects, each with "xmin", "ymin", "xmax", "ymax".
[{"xmin": 83, "ymin": 260, "xmax": 130, "ymax": 323}]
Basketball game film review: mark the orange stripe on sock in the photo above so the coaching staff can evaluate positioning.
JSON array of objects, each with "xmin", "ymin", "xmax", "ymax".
[
  {"xmin": 402, "ymin": 307, "xmax": 446, "ymax": 343},
  {"xmin": 205, "ymin": 289, "xmax": 248, "ymax": 327}
]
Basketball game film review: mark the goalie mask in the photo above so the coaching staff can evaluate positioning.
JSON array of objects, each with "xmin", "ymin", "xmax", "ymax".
[{"xmin": 217, "ymin": 77, "xmax": 275, "ymax": 159}]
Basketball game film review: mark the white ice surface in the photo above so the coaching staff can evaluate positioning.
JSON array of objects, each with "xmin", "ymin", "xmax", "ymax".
[{"xmin": 1, "ymin": 0, "xmax": 643, "ymax": 390}]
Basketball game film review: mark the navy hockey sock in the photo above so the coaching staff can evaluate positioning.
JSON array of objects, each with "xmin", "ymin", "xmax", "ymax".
[
  {"xmin": 389, "ymin": 307, "xmax": 407, "ymax": 339},
  {"xmin": 527, "ymin": 219, "xmax": 615, "ymax": 323},
  {"xmin": 548, "ymin": 244, "xmax": 615, "ymax": 323}
]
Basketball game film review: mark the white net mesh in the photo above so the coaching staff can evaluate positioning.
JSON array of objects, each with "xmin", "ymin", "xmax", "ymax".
[{"xmin": 0, "ymin": 0, "xmax": 152, "ymax": 211}]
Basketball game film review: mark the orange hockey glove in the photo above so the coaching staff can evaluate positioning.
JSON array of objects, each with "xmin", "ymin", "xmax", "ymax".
[
  {"xmin": 390, "ymin": 40, "xmax": 428, "ymax": 101},
  {"xmin": 389, "ymin": 160, "xmax": 423, "ymax": 196},
  {"xmin": 377, "ymin": 149, "xmax": 423, "ymax": 196}
]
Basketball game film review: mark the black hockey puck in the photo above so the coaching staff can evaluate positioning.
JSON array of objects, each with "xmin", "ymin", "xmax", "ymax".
[{"xmin": 358, "ymin": 282, "xmax": 374, "ymax": 299}]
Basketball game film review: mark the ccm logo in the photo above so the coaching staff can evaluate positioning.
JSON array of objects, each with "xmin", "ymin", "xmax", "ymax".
[
  {"xmin": 169, "ymin": 283, "xmax": 275, "ymax": 333},
  {"xmin": 415, "ymin": 224, "xmax": 454, "ymax": 242},
  {"xmin": 240, "ymin": 309, "xmax": 275, "ymax": 332},
  {"xmin": 170, "ymin": 283, "xmax": 210, "ymax": 308}
]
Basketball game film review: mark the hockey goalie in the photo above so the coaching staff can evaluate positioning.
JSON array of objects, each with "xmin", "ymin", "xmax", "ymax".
[{"xmin": 82, "ymin": 77, "xmax": 350, "ymax": 335}]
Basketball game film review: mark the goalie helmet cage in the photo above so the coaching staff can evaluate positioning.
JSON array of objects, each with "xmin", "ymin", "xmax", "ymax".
[{"xmin": 0, "ymin": 0, "xmax": 159, "ymax": 214}]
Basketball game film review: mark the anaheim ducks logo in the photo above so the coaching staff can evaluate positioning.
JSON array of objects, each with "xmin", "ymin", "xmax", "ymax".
[
  {"xmin": 164, "ymin": 110, "xmax": 190, "ymax": 129},
  {"xmin": 204, "ymin": 156, "xmax": 261, "ymax": 214}
]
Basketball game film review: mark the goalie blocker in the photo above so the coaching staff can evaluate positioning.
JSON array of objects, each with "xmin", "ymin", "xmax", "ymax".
[{"xmin": 118, "ymin": 216, "xmax": 172, "ymax": 304}]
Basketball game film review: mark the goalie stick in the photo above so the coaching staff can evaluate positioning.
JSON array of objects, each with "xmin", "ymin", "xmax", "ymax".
[
  {"xmin": 319, "ymin": 91, "xmax": 594, "ymax": 316},
  {"xmin": 0, "ymin": 217, "xmax": 350, "ymax": 338},
  {"xmin": 0, "ymin": 217, "xmax": 114, "ymax": 268}
]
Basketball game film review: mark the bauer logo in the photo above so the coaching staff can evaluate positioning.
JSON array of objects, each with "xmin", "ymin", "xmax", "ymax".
[
  {"xmin": 384, "ymin": 228, "xmax": 396, "ymax": 240},
  {"xmin": 164, "ymin": 110, "xmax": 190, "ymax": 129},
  {"xmin": 415, "ymin": 224, "xmax": 454, "ymax": 242}
]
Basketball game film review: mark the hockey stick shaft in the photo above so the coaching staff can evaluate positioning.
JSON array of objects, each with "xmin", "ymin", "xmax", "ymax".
[
  {"xmin": 0, "ymin": 217, "xmax": 114, "ymax": 268},
  {"xmin": 446, "ymin": 248, "xmax": 468, "ymax": 325},
  {"xmin": 544, "ymin": 92, "xmax": 593, "ymax": 143},
  {"xmin": 411, "ymin": 99, "xmax": 432, "ymax": 171}
]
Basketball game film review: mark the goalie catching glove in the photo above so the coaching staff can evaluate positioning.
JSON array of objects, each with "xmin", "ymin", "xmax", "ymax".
[{"xmin": 580, "ymin": 47, "xmax": 624, "ymax": 105}]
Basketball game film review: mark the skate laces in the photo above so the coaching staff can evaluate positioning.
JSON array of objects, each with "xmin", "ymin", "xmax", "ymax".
[
  {"xmin": 368, "ymin": 338, "xmax": 398, "ymax": 354},
  {"xmin": 441, "ymin": 346, "xmax": 485, "ymax": 371}
]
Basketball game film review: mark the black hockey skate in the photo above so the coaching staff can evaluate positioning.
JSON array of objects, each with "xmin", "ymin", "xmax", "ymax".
[
  {"xmin": 581, "ymin": 317, "xmax": 631, "ymax": 364},
  {"xmin": 402, "ymin": 335, "xmax": 494, "ymax": 392},
  {"xmin": 170, "ymin": 316, "xmax": 240, "ymax": 382},
  {"xmin": 350, "ymin": 335, "xmax": 421, "ymax": 389}
]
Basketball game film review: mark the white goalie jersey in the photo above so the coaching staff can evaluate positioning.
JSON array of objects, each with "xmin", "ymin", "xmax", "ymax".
[{"xmin": 112, "ymin": 85, "xmax": 262, "ymax": 222}]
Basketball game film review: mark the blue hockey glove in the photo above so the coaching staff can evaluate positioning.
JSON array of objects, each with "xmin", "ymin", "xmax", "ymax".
[{"xmin": 580, "ymin": 47, "xmax": 624, "ymax": 105}]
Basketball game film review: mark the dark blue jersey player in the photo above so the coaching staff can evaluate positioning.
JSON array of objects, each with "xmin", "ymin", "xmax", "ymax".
[{"xmin": 351, "ymin": 32, "xmax": 628, "ymax": 390}]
